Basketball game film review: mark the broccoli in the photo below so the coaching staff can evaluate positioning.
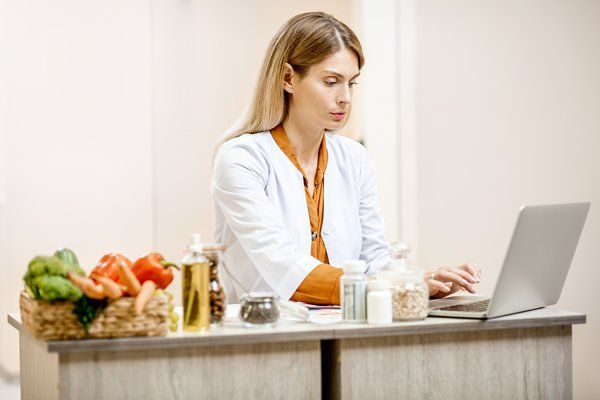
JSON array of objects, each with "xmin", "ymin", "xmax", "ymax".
[
  {"xmin": 23, "ymin": 255, "xmax": 84, "ymax": 301},
  {"xmin": 33, "ymin": 275, "xmax": 82, "ymax": 302},
  {"xmin": 26, "ymin": 255, "xmax": 67, "ymax": 277}
]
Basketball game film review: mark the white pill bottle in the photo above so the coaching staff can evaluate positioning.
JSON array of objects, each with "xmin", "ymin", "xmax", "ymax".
[{"xmin": 366, "ymin": 280, "xmax": 393, "ymax": 324}]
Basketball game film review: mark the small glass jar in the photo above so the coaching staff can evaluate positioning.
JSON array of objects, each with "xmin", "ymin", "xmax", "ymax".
[
  {"xmin": 378, "ymin": 268, "xmax": 429, "ymax": 321},
  {"xmin": 389, "ymin": 241, "xmax": 412, "ymax": 269},
  {"xmin": 200, "ymin": 243, "xmax": 227, "ymax": 326},
  {"xmin": 239, "ymin": 293, "xmax": 280, "ymax": 328}
]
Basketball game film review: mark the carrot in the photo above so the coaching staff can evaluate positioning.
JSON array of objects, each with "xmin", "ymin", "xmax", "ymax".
[
  {"xmin": 90, "ymin": 273, "xmax": 123, "ymax": 300},
  {"xmin": 134, "ymin": 280, "xmax": 157, "ymax": 315},
  {"xmin": 118, "ymin": 260, "xmax": 141, "ymax": 296},
  {"xmin": 68, "ymin": 272, "xmax": 106, "ymax": 300}
]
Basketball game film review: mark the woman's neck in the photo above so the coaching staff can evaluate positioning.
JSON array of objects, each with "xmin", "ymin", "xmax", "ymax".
[{"xmin": 282, "ymin": 116, "xmax": 323, "ymax": 166}]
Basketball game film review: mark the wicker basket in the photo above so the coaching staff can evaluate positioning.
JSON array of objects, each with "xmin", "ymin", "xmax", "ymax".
[{"xmin": 19, "ymin": 291, "xmax": 169, "ymax": 340}]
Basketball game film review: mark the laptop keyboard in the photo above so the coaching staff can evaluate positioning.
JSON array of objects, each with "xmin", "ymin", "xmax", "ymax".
[{"xmin": 439, "ymin": 299, "xmax": 490, "ymax": 312}]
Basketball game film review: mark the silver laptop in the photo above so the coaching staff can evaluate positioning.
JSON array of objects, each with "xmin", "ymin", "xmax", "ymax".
[{"xmin": 428, "ymin": 202, "xmax": 590, "ymax": 319}]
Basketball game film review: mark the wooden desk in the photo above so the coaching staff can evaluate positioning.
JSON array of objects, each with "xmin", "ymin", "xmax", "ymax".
[{"xmin": 8, "ymin": 308, "xmax": 584, "ymax": 400}]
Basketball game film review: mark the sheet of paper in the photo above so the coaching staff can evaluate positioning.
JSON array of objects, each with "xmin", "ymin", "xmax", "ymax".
[
  {"xmin": 293, "ymin": 301, "xmax": 340, "ymax": 310},
  {"xmin": 309, "ymin": 309, "xmax": 342, "ymax": 325}
]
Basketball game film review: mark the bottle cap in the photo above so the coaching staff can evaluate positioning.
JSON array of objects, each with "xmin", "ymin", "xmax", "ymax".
[
  {"xmin": 341, "ymin": 260, "xmax": 366, "ymax": 274},
  {"xmin": 188, "ymin": 233, "xmax": 202, "ymax": 252},
  {"xmin": 368, "ymin": 279, "xmax": 390, "ymax": 291}
]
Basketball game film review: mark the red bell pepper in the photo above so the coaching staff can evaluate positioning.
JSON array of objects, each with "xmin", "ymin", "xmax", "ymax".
[
  {"xmin": 90, "ymin": 253, "xmax": 132, "ymax": 283},
  {"xmin": 131, "ymin": 253, "xmax": 179, "ymax": 289}
]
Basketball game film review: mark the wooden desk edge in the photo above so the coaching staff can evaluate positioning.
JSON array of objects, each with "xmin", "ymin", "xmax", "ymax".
[{"xmin": 7, "ymin": 309, "xmax": 586, "ymax": 354}]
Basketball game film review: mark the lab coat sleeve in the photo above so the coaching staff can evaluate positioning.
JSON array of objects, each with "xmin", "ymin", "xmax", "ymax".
[
  {"xmin": 358, "ymin": 147, "xmax": 393, "ymax": 274},
  {"xmin": 212, "ymin": 143, "xmax": 321, "ymax": 300}
]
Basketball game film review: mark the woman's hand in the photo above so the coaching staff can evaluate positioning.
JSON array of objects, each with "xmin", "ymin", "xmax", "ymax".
[{"xmin": 425, "ymin": 263, "xmax": 482, "ymax": 299}]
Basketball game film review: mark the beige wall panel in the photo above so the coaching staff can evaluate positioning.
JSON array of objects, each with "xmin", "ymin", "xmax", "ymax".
[
  {"xmin": 415, "ymin": 1, "xmax": 600, "ymax": 398},
  {"xmin": 0, "ymin": 0, "xmax": 154, "ymax": 374}
]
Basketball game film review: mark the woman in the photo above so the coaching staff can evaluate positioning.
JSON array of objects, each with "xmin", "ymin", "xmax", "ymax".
[{"xmin": 212, "ymin": 11, "xmax": 481, "ymax": 304}]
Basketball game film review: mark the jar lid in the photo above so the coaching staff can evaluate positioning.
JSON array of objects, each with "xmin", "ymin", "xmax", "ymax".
[
  {"xmin": 377, "ymin": 268, "xmax": 424, "ymax": 284},
  {"xmin": 241, "ymin": 292, "xmax": 277, "ymax": 303},
  {"xmin": 368, "ymin": 279, "xmax": 390, "ymax": 291},
  {"xmin": 389, "ymin": 241, "xmax": 411, "ymax": 259},
  {"xmin": 341, "ymin": 260, "xmax": 366, "ymax": 274}
]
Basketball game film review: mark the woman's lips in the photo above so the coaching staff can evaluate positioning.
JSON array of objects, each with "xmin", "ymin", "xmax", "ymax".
[{"xmin": 330, "ymin": 112, "xmax": 346, "ymax": 121}]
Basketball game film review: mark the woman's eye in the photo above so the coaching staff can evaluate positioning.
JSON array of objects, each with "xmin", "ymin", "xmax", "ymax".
[{"xmin": 324, "ymin": 80, "xmax": 358, "ymax": 87}]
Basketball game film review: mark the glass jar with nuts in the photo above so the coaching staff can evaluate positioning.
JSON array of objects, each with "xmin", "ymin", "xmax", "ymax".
[
  {"xmin": 377, "ymin": 268, "xmax": 429, "ymax": 321},
  {"xmin": 200, "ymin": 243, "xmax": 227, "ymax": 326}
]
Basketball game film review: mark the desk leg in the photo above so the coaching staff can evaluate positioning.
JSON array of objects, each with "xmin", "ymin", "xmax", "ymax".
[
  {"xmin": 19, "ymin": 332, "xmax": 59, "ymax": 400},
  {"xmin": 334, "ymin": 326, "xmax": 572, "ymax": 400}
]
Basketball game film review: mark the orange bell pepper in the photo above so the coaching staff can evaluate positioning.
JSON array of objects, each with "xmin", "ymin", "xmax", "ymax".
[{"xmin": 90, "ymin": 253, "xmax": 133, "ymax": 283}]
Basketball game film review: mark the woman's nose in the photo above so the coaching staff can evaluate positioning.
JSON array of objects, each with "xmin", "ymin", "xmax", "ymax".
[{"xmin": 337, "ymin": 86, "xmax": 352, "ymax": 105}]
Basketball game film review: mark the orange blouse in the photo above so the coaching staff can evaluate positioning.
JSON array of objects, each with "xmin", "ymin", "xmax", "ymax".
[{"xmin": 270, "ymin": 125, "xmax": 343, "ymax": 305}]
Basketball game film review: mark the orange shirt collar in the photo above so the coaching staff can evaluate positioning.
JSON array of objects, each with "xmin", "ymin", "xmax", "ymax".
[{"xmin": 271, "ymin": 124, "xmax": 328, "ymax": 186}]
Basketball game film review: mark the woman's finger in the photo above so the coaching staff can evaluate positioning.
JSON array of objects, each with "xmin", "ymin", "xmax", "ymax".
[
  {"xmin": 427, "ymin": 279, "xmax": 451, "ymax": 297},
  {"xmin": 448, "ymin": 267, "xmax": 478, "ymax": 283},
  {"xmin": 458, "ymin": 263, "xmax": 481, "ymax": 281},
  {"xmin": 434, "ymin": 270, "xmax": 476, "ymax": 294}
]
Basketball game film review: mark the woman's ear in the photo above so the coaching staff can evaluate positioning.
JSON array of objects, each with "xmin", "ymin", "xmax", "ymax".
[{"xmin": 283, "ymin": 63, "xmax": 295, "ymax": 94}]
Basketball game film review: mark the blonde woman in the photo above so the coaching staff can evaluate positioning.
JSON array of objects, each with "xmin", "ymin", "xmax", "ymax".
[{"xmin": 212, "ymin": 11, "xmax": 481, "ymax": 304}]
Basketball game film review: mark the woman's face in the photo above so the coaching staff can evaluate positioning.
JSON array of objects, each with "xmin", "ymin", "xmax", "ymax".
[{"xmin": 284, "ymin": 47, "xmax": 360, "ymax": 132}]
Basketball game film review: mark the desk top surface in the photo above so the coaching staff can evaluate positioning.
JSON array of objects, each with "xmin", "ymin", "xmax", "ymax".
[{"xmin": 8, "ymin": 307, "xmax": 585, "ymax": 353}]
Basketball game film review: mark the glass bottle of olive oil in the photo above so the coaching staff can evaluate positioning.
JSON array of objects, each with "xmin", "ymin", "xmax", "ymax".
[{"xmin": 181, "ymin": 233, "xmax": 210, "ymax": 332}]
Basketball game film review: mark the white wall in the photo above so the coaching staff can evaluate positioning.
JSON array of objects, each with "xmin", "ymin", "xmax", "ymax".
[
  {"xmin": 357, "ymin": 0, "xmax": 400, "ymax": 242},
  {"xmin": 414, "ymin": 1, "xmax": 600, "ymax": 398}
]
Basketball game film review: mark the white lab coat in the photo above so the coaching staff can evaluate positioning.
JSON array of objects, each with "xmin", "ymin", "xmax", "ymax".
[{"xmin": 211, "ymin": 131, "xmax": 392, "ymax": 302}]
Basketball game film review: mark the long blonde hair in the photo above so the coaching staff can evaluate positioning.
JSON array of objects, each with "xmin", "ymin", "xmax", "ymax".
[{"xmin": 222, "ymin": 11, "xmax": 365, "ymax": 143}]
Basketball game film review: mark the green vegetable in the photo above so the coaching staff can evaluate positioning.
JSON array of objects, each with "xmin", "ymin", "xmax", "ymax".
[
  {"xmin": 74, "ymin": 296, "xmax": 108, "ymax": 334},
  {"xmin": 54, "ymin": 248, "xmax": 82, "ymax": 271},
  {"xmin": 33, "ymin": 275, "xmax": 82, "ymax": 302},
  {"xmin": 23, "ymin": 255, "xmax": 84, "ymax": 301},
  {"xmin": 23, "ymin": 249, "xmax": 109, "ymax": 334},
  {"xmin": 26, "ymin": 256, "xmax": 68, "ymax": 280}
]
